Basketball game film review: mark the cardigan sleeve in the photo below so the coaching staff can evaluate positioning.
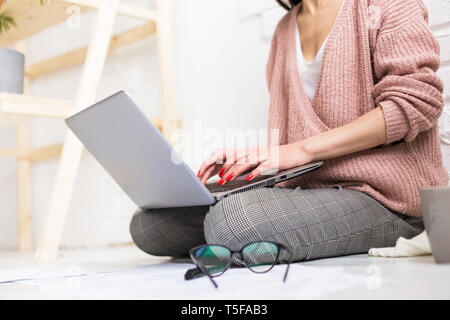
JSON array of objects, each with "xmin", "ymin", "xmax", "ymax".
[{"xmin": 372, "ymin": 0, "xmax": 444, "ymax": 144}]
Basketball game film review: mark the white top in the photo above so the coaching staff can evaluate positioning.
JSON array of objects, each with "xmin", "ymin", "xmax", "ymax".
[
  {"xmin": 296, "ymin": 28, "xmax": 326, "ymax": 102},
  {"xmin": 296, "ymin": 0, "xmax": 345, "ymax": 102}
]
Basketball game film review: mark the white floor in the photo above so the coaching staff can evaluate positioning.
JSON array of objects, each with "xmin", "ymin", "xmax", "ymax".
[{"xmin": 1, "ymin": 245, "xmax": 449, "ymax": 299}]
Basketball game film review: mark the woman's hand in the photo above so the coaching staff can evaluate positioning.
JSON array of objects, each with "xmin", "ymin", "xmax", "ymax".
[
  {"xmin": 197, "ymin": 143, "xmax": 314, "ymax": 185},
  {"xmin": 197, "ymin": 106, "xmax": 388, "ymax": 185},
  {"xmin": 197, "ymin": 147, "xmax": 255, "ymax": 184}
]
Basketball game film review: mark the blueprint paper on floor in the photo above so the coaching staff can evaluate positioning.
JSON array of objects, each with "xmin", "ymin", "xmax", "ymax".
[
  {"xmin": 4, "ymin": 263, "xmax": 368, "ymax": 299},
  {"xmin": 0, "ymin": 265, "xmax": 126, "ymax": 284}
]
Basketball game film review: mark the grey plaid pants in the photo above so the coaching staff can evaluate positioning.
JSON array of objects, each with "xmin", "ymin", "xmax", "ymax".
[{"xmin": 129, "ymin": 187, "xmax": 424, "ymax": 261}]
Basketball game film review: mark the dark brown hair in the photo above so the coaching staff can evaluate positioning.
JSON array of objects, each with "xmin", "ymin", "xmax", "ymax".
[{"xmin": 276, "ymin": 0, "xmax": 302, "ymax": 11}]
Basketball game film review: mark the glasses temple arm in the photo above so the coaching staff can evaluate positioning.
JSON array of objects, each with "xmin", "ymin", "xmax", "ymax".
[
  {"xmin": 190, "ymin": 256, "xmax": 219, "ymax": 289},
  {"xmin": 283, "ymin": 262, "xmax": 290, "ymax": 282},
  {"xmin": 278, "ymin": 245, "xmax": 292, "ymax": 282},
  {"xmin": 184, "ymin": 267, "xmax": 205, "ymax": 280}
]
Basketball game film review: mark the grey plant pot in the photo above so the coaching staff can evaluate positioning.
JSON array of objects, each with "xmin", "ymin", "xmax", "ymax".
[{"xmin": 0, "ymin": 47, "xmax": 25, "ymax": 94}]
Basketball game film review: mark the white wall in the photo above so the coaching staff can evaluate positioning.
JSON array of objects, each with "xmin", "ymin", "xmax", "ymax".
[{"xmin": 0, "ymin": 0, "xmax": 448, "ymax": 250}]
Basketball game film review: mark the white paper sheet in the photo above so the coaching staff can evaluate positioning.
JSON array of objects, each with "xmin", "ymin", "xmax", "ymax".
[{"xmin": 1, "ymin": 262, "xmax": 368, "ymax": 299}]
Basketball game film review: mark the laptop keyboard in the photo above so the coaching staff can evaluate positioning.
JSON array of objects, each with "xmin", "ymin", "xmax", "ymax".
[{"xmin": 206, "ymin": 174, "xmax": 270, "ymax": 193}]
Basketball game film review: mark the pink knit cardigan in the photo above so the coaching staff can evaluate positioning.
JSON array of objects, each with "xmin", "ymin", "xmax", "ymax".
[{"xmin": 267, "ymin": 0, "xmax": 448, "ymax": 217}]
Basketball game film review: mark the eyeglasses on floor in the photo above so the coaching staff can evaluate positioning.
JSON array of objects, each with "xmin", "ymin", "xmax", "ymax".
[{"xmin": 184, "ymin": 241, "xmax": 292, "ymax": 288}]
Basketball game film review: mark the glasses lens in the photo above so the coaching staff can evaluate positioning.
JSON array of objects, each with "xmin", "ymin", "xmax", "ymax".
[
  {"xmin": 242, "ymin": 242, "xmax": 278, "ymax": 273},
  {"xmin": 194, "ymin": 245, "xmax": 231, "ymax": 276}
]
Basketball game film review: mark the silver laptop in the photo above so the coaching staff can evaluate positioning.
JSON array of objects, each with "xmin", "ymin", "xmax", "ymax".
[{"xmin": 65, "ymin": 91, "xmax": 322, "ymax": 209}]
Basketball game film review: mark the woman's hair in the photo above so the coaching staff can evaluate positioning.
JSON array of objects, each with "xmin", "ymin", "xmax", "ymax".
[{"xmin": 276, "ymin": 0, "xmax": 302, "ymax": 11}]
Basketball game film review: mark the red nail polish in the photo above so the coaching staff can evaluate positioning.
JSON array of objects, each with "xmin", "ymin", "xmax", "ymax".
[
  {"xmin": 245, "ymin": 174, "xmax": 254, "ymax": 181},
  {"xmin": 225, "ymin": 173, "xmax": 234, "ymax": 181},
  {"xmin": 217, "ymin": 179, "xmax": 224, "ymax": 186},
  {"xmin": 219, "ymin": 168, "xmax": 225, "ymax": 177},
  {"xmin": 197, "ymin": 170, "xmax": 201, "ymax": 177}
]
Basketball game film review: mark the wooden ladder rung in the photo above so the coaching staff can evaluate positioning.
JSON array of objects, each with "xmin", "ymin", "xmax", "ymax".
[{"xmin": 26, "ymin": 22, "xmax": 157, "ymax": 79}]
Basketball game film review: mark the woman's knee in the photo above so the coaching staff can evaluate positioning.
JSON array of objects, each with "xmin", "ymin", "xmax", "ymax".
[
  {"xmin": 203, "ymin": 189, "xmax": 278, "ymax": 251},
  {"xmin": 130, "ymin": 206, "xmax": 208, "ymax": 257},
  {"xmin": 129, "ymin": 208, "xmax": 168, "ymax": 257}
]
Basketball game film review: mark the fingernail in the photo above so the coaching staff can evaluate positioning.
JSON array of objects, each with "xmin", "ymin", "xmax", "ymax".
[
  {"xmin": 219, "ymin": 168, "xmax": 225, "ymax": 177},
  {"xmin": 225, "ymin": 173, "xmax": 234, "ymax": 181},
  {"xmin": 217, "ymin": 179, "xmax": 224, "ymax": 186},
  {"xmin": 245, "ymin": 174, "xmax": 254, "ymax": 181},
  {"xmin": 197, "ymin": 170, "xmax": 201, "ymax": 177}
]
